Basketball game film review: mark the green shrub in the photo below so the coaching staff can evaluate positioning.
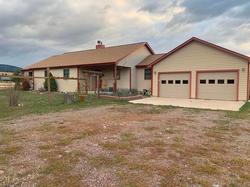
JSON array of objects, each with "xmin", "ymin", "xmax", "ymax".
[
  {"xmin": 44, "ymin": 73, "xmax": 58, "ymax": 92},
  {"xmin": 22, "ymin": 79, "xmax": 30, "ymax": 91}
]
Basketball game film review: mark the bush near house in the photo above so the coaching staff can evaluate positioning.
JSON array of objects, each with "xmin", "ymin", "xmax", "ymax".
[
  {"xmin": 44, "ymin": 73, "xmax": 58, "ymax": 92},
  {"xmin": 22, "ymin": 79, "xmax": 30, "ymax": 91}
]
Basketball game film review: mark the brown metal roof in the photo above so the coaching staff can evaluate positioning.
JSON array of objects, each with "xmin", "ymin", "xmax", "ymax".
[
  {"xmin": 136, "ymin": 54, "xmax": 165, "ymax": 68},
  {"xmin": 24, "ymin": 42, "xmax": 154, "ymax": 70}
]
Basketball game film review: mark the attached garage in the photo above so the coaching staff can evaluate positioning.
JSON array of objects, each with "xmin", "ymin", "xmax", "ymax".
[
  {"xmin": 196, "ymin": 70, "xmax": 239, "ymax": 101},
  {"xmin": 151, "ymin": 37, "xmax": 250, "ymax": 101},
  {"xmin": 158, "ymin": 72, "xmax": 191, "ymax": 98}
]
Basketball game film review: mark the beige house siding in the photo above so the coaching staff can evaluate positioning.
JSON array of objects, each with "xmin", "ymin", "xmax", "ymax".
[
  {"xmin": 102, "ymin": 68, "xmax": 114, "ymax": 89},
  {"xmin": 152, "ymin": 41, "xmax": 249, "ymax": 101},
  {"xmin": 118, "ymin": 46, "xmax": 152, "ymax": 89},
  {"xmin": 136, "ymin": 68, "xmax": 151, "ymax": 91},
  {"xmin": 33, "ymin": 68, "xmax": 78, "ymax": 92},
  {"xmin": 117, "ymin": 67, "xmax": 130, "ymax": 89}
]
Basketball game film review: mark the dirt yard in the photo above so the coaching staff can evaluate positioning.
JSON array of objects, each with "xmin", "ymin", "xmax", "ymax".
[{"xmin": 0, "ymin": 104, "xmax": 249, "ymax": 187}]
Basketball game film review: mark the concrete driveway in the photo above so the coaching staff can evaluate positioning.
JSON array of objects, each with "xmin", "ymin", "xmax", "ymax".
[{"xmin": 130, "ymin": 97, "xmax": 246, "ymax": 111}]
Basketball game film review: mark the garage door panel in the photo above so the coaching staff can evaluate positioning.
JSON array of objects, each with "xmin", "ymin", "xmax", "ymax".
[
  {"xmin": 197, "ymin": 72, "xmax": 237, "ymax": 101},
  {"xmin": 159, "ymin": 73, "xmax": 190, "ymax": 98}
]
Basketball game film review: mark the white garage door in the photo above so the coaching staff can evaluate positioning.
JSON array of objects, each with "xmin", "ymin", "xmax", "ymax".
[
  {"xmin": 197, "ymin": 71, "xmax": 238, "ymax": 101},
  {"xmin": 159, "ymin": 72, "xmax": 190, "ymax": 98}
]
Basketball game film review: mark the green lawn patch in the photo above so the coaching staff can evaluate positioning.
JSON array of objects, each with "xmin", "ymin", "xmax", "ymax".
[
  {"xmin": 0, "ymin": 90, "xmax": 128, "ymax": 121},
  {"xmin": 226, "ymin": 102, "xmax": 250, "ymax": 119}
]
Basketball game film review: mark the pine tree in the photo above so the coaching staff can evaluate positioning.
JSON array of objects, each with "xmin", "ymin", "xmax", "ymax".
[{"xmin": 44, "ymin": 73, "xmax": 58, "ymax": 91}]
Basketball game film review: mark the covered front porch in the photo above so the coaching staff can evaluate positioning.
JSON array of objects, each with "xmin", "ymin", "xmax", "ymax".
[{"xmin": 77, "ymin": 63, "xmax": 131, "ymax": 94}]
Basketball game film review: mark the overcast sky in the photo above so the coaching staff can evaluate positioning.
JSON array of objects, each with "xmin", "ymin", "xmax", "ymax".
[{"xmin": 1, "ymin": 0, "xmax": 250, "ymax": 68}]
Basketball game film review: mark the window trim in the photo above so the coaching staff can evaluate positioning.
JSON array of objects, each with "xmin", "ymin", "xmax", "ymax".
[
  {"xmin": 116, "ymin": 69, "xmax": 121, "ymax": 80},
  {"xmin": 63, "ymin": 68, "xmax": 70, "ymax": 79},
  {"xmin": 144, "ymin": 68, "xmax": 152, "ymax": 80}
]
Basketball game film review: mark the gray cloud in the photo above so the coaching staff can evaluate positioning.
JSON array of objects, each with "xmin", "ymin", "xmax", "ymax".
[
  {"xmin": 166, "ymin": 0, "xmax": 249, "ymax": 28},
  {"xmin": 138, "ymin": 0, "xmax": 177, "ymax": 13},
  {"xmin": 0, "ymin": 0, "xmax": 250, "ymax": 68}
]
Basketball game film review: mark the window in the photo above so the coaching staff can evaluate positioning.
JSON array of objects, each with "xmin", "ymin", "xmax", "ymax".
[
  {"xmin": 200, "ymin": 80, "xmax": 206, "ymax": 84},
  {"xmin": 175, "ymin": 80, "xmax": 181, "ymax": 84},
  {"xmin": 161, "ymin": 80, "xmax": 166, "ymax": 84},
  {"xmin": 28, "ymin": 72, "xmax": 33, "ymax": 77},
  {"xmin": 227, "ymin": 79, "xmax": 235, "ymax": 84},
  {"xmin": 63, "ymin": 69, "xmax": 70, "ymax": 78},
  {"xmin": 183, "ymin": 80, "xmax": 189, "ymax": 84},
  {"xmin": 218, "ymin": 79, "xmax": 224, "ymax": 84},
  {"xmin": 144, "ymin": 68, "xmax": 151, "ymax": 80},
  {"xmin": 116, "ymin": 69, "xmax": 121, "ymax": 80},
  {"xmin": 209, "ymin": 79, "xmax": 215, "ymax": 84},
  {"xmin": 168, "ymin": 80, "xmax": 173, "ymax": 84},
  {"xmin": 44, "ymin": 70, "xmax": 48, "ymax": 77}
]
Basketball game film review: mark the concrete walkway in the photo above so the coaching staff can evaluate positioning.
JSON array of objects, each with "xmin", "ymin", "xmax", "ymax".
[{"xmin": 130, "ymin": 97, "xmax": 246, "ymax": 111}]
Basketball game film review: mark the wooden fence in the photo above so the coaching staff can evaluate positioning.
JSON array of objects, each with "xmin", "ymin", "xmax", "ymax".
[{"xmin": 0, "ymin": 68, "xmax": 103, "ymax": 104}]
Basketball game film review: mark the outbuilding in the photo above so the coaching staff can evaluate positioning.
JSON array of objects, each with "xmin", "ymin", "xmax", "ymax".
[{"xmin": 150, "ymin": 37, "xmax": 250, "ymax": 101}]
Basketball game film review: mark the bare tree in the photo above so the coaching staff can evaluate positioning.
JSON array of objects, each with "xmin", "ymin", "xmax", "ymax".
[{"xmin": 7, "ymin": 87, "xmax": 19, "ymax": 106}]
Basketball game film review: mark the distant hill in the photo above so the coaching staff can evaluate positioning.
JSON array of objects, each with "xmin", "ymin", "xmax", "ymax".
[{"xmin": 0, "ymin": 64, "xmax": 22, "ymax": 72}]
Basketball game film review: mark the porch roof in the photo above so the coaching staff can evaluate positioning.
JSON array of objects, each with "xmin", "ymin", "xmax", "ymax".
[{"xmin": 136, "ymin": 54, "xmax": 165, "ymax": 68}]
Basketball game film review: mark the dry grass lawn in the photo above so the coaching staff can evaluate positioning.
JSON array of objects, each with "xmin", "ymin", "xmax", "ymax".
[{"xmin": 0, "ymin": 104, "xmax": 250, "ymax": 187}]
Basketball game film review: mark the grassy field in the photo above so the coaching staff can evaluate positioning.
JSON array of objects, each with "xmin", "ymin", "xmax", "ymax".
[
  {"xmin": 0, "ymin": 90, "xmax": 127, "ymax": 121},
  {"xmin": 0, "ymin": 90, "xmax": 249, "ymax": 121},
  {"xmin": 0, "ymin": 90, "xmax": 250, "ymax": 186}
]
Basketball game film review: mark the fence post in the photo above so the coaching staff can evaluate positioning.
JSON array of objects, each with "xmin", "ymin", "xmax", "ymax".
[{"xmin": 47, "ymin": 67, "xmax": 51, "ymax": 104}]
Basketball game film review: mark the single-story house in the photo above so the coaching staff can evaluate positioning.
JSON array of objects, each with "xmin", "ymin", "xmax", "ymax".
[
  {"xmin": 23, "ymin": 37, "xmax": 250, "ymax": 101},
  {"xmin": 24, "ymin": 42, "xmax": 156, "ymax": 93}
]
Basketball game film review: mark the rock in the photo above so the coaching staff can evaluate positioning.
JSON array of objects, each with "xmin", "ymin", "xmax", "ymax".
[
  {"xmin": 65, "ymin": 150, "xmax": 71, "ymax": 153},
  {"xmin": 59, "ymin": 120, "xmax": 64, "ymax": 124},
  {"xmin": 213, "ymin": 184, "xmax": 221, "ymax": 187}
]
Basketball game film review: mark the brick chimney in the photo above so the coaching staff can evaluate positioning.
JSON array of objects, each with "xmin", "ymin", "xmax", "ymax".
[{"xmin": 96, "ymin": 40, "xmax": 105, "ymax": 49}]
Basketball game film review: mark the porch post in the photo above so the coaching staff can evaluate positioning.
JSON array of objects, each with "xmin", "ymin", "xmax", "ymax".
[
  {"xmin": 77, "ymin": 67, "xmax": 80, "ymax": 93},
  {"xmin": 113, "ymin": 64, "xmax": 117, "ymax": 92}
]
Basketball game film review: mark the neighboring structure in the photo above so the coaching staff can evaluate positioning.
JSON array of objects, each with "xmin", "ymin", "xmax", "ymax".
[
  {"xmin": 148, "ymin": 37, "xmax": 250, "ymax": 101},
  {"xmin": 0, "ymin": 64, "xmax": 21, "ymax": 89},
  {"xmin": 24, "ymin": 37, "xmax": 250, "ymax": 101},
  {"xmin": 0, "ymin": 64, "xmax": 21, "ymax": 79}
]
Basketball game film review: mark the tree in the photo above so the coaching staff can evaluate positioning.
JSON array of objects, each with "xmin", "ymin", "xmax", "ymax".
[
  {"xmin": 44, "ymin": 73, "xmax": 58, "ymax": 92},
  {"xmin": 12, "ymin": 70, "xmax": 21, "ymax": 89}
]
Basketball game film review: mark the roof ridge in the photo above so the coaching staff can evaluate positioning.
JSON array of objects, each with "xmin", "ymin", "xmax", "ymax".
[{"xmin": 64, "ymin": 42, "xmax": 146, "ymax": 54}]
